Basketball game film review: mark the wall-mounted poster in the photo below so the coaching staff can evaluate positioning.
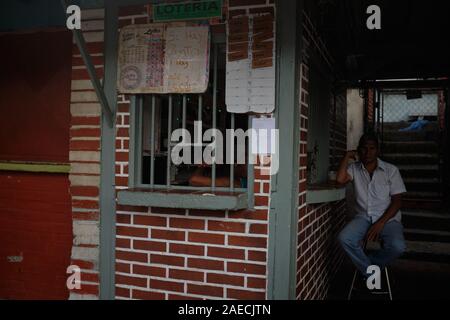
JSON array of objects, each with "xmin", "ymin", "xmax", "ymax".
[
  {"xmin": 118, "ymin": 22, "xmax": 210, "ymax": 94},
  {"xmin": 225, "ymin": 12, "xmax": 276, "ymax": 114}
]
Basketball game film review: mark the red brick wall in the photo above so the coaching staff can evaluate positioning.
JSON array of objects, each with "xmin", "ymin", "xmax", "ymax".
[
  {"xmin": 330, "ymin": 93, "xmax": 347, "ymax": 170},
  {"xmin": 113, "ymin": 1, "xmax": 274, "ymax": 300},
  {"xmin": 366, "ymin": 89, "xmax": 375, "ymax": 130},
  {"xmin": 68, "ymin": 8, "xmax": 105, "ymax": 299},
  {"xmin": 296, "ymin": 11, "xmax": 347, "ymax": 300}
]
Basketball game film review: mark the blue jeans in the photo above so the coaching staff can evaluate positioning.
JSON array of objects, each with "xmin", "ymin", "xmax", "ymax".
[{"xmin": 338, "ymin": 216, "xmax": 406, "ymax": 276}]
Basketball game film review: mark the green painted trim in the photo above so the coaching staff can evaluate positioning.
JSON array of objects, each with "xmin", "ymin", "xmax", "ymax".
[
  {"xmin": 136, "ymin": 183, "xmax": 247, "ymax": 193},
  {"xmin": 136, "ymin": 96, "xmax": 144, "ymax": 186},
  {"xmin": 99, "ymin": 0, "xmax": 118, "ymax": 300},
  {"xmin": 247, "ymin": 116, "xmax": 255, "ymax": 210},
  {"xmin": 0, "ymin": 162, "xmax": 70, "ymax": 173},
  {"xmin": 267, "ymin": 0, "xmax": 303, "ymax": 300},
  {"xmin": 118, "ymin": 190, "xmax": 248, "ymax": 211},
  {"xmin": 306, "ymin": 188, "xmax": 346, "ymax": 204},
  {"xmin": 128, "ymin": 95, "xmax": 137, "ymax": 188}
]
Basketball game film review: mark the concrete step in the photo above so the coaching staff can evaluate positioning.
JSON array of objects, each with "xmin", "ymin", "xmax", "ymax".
[
  {"xmin": 403, "ymin": 191, "xmax": 442, "ymax": 199},
  {"xmin": 388, "ymin": 259, "xmax": 450, "ymax": 300},
  {"xmin": 402, "ymin": 210, "xmax": 450, "ymax": 232},
  {"xmin": 382, "ymin": 141, "xmax": 439, "ymax": 153},
  {"xmin": 382, "ymin": 153, "xmax": 439, "ymax": 165},
  {"xmin": 401, "ymin": 241, "xmax": 450, "ymax": 264},
  {"xmin": 404, "ymin": 178, "xmax": 441, "ymax": 192},
  {"xmin": 404, "ymin": 191, "xmax": 441, "ymax": 198},
  {"xmin": 397, "ymin": 164, "xmax": 439, "ymax": 179},
  {"xmin": 383, "ymin": 121, "xmax": 439, "ymax": 131},
  {"xmin": 404, "ymin": 178, "xmax": 440, "ymax": 183},
  {"xmin": 365, "ymin": 240, "xmax": 450, "ymax": 264},
  {"xmin": 400, "ymin": 171, "xmax": 440, "ymax": 180},
  {"xmin": 392, "ymin": 258, "xmax": 450, "ymax": 274},
  {"xmin": 397, "ymin": 164, "xmax": 439, "ymax": 170},
  {"xmin": 402, "ymin": 197, "xmax": 443, "ymax": 210},
  {"xmin": 404, "ymin": 229, "xmax": 450, "ymax": 243},
  {"xmin": 382, "ymin": 130, "xmax": 439, "ymax": 142}
]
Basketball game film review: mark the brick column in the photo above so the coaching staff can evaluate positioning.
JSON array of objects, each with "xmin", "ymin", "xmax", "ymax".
[{"xmin": 68, "ymin": 8, "xmax": 105, "ymax": 300}]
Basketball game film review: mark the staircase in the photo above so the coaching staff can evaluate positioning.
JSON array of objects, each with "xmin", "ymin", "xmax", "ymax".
[
  {"xmin": 402, "ymin": 210, "xmax": 450, "ymax": 263},
  {"xmin": 381, "ymin": 121, "xmax": 442, "ymax": 210},
  {"xmin": 381, "ymin": 121, "xmax": 450, "ymax": 266}
]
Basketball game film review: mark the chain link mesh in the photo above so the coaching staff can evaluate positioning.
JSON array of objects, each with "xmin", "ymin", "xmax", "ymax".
[{"xmin": 381, "ymin": 92, "xmax": 438, "ymax": 123}]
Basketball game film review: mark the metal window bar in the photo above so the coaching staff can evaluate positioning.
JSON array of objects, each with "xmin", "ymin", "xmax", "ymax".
[
  {"xmin": 136, "ymin": 96, "xmax": 143, "ymax": 186},
  {"xmin": 182, "ymin": 95, "xmax": 187, "ymax": 132},
  {"xmin": 150, "ymin": 95, "xmax": 155, "ymax": 186},
  {"xmin": 247, "ymin": 115, "xmax": 255, "ymax": 208},
  {"xmin": 135, "ymin": 43, "xmax": 249, "ymax": 194},
  {"xmin": 230, "ymin": 113, "xmax": 235, "ymax": 191},
  {"xmin": 211, "ymin": 43, "xmax": 218, "ymax": 190},
  {"xmin": 167, "ymin": 94, "xmax": 173, "ymax": 187},
  {"xmin": 195, "ymin": 95, "xmax": 203, "ymax": 165},
  {"xmin": 375, "ymin": 89, "xmax": 381, "ymax": 136},
  {"xmin": 182, "ymin": 95, "xmax": 187, "ymax": 172}
]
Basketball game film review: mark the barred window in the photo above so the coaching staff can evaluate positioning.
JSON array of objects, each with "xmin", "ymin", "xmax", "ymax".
[{"xmin": 128, "ymin": 39, "xmax": 253, "ymax": 196}]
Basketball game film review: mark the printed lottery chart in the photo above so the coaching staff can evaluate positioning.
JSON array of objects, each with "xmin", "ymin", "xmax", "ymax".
[{"xmin": 118, "ymin": 22, "xmax": 210, "ymax": 94}]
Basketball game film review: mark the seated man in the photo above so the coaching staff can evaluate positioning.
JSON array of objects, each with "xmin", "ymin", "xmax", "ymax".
[{"xmin": 336, "ymin": 132, "xmax": 407, "ymax": 279}]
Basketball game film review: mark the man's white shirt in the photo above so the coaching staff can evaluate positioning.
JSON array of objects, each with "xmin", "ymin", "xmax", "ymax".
[{"xmin": 347, "ymin": 158, "xmax": 407, "ymax": 223}]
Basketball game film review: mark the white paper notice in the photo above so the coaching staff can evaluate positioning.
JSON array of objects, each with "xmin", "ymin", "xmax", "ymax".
[
  {"xmin": 251, "ymin": 117, "xmax": 276, "ymax": 155},
  {"xmin": 226, "ymin": 13, "xmax": 276, "ymax": 114}
]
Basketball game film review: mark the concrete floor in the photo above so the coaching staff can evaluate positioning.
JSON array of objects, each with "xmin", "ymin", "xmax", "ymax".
[{"xmin": 327, "ymin": 258, "xmax": 450, "ymax": 300}]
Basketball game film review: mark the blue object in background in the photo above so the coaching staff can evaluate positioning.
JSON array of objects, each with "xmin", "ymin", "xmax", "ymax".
[{"xmin": 398, "ymin": 119, "xmax": 429, "ymax": 132}]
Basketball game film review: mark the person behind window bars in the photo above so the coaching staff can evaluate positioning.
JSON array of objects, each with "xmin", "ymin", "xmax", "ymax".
[{"xmin": 188, "ymin": 164, "xmax": 247, "ymax": 188}]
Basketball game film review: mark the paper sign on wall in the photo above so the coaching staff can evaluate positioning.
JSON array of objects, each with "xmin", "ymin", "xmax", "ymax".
[
  {"xmin": 251, "ymin": 117, "xmax": 276, "ymax": 155},
  {"xmin": 226, "ymin": 12, "xmax": 276, "ymax": 114},
  {"xmin": 118, "ymin": 22, "xmax": 210, "ymax": 94}
]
